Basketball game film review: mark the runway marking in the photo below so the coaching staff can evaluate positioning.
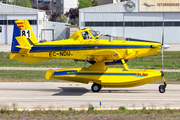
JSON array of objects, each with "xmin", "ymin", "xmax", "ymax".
[{"xmin": 1, "ymin": 97, "xmax": 180, "ymax": 101}]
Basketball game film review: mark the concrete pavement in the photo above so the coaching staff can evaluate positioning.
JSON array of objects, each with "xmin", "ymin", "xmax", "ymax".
[
  {"xmin": 0, "ymin": 82, "xmax": 180, "ymax": 110},
  {"xmin": 0, "ymin": 45, "xmax": 11, "ymax": 52},
  {"xmin": 0, "ymin": 67, "xmax": 180, "ymax": 72}
]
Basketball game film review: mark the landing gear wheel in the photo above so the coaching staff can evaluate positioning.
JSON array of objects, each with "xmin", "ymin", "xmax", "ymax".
[
  {"xmin": 91, "ymin": 83, "xmax": 101, "ymax": 92},
  {"xmin": 159, "ymin": 85, "xmax": 166, "ymax": 93}
]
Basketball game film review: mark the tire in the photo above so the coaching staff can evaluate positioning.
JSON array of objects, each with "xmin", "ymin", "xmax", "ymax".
[
  {"xmin": 91, "ymin": 83, "xmax": 101, "ymax": 92},
  {"xmin": 159, "ymin": 85, "xmax": 166, "ymax": 93}
]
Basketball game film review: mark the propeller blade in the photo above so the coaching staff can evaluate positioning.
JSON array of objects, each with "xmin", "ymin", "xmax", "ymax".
[
  {"xmin": 162, "ymin": 34, "xmax": 164, "ymax": 45},
  {"xmin": 161, "ymin": 32, "xmax": 164, "ymax": 68},
  {"xmin": 162, "ymin": 47, "xmax": 164, "ymax": 68}
]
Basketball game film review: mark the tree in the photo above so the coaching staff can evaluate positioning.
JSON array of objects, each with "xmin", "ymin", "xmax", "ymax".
[
  {"xmin": 15, "ymin": 0, "xmax": 32, "ymax": 8},
  {"xmin": 50, "ymin": 12, "xmax": 60, "ymax": 22},
  {"xmin": 92, "ymin": 0, "xmax": 98, "ymax": 6},
  {"xmin": 65, "ymin": 8, "xmax": 79, "ymax": 19},
  {"xmin": 56, "ymin": 14, "xmax": 67, "ymax": 23},
  {"xmin": 78, "ymin": 0, "xmax": 92, "ymax": 9},
  {"xmin": 2, "ymin": 0, "xmax": 32, "ymax": 8}
]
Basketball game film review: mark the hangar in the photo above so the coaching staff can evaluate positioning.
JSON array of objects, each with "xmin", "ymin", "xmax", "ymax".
[
  {"xmin": 79, "ymin": 0, "xmax": 180, "ymax": 44},
  {"xmin": 0, "ymin": 3, "xmax": 69, "ymax": 44}
]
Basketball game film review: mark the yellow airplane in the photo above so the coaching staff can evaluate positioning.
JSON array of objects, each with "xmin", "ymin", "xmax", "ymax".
[{"xmin": 10, "ymin": 19, "xmax": 169, "ymax": 93}]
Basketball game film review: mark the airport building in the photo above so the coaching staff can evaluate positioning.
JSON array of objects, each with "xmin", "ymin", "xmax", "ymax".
[
  {"xmin": 0, "ymin": 3, "xmax": 69, "ymax": 44},
  {"xmin": 79, "ymin": 0, "xmax": 180, "ymax": 44},
  {"xmin": 31, "ymin": 0, "xmax": 78, "ymax": 15}
]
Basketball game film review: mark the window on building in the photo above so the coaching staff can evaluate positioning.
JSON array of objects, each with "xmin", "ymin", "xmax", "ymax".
[
  {"xmin": 84, "ymin": 21, "xmax": 180, "ymax": 27},
  {"xmin": 44, "ymin": 1, "xmax": 50, "ymax": 4},
  {"xmin": 54, "ymin": 0, "xmax": 56, "ymax": 4},
  {"xmin": 61, "ymin": 7, "xmax": 63, "ymax": 13},
  {"xmin": 61, "ymin": 0, "xmax": 63, "ymax": 4},
  {"xmin": 29, "ymin": 20, "xmax": 37, "ymax": 25},
  {"xmin": 8, "ymin": 20, "xmax": 15, "ymax": 25},
  {"xmin": 54, "ymin": 7, "xmax": 56, "ymax": 13},
  {"xmin": 174, "ymin": 22, "xmax": 180, "ymax": 26},
  {"xmin": 114, "ymin": 22, "xmax": 123, "ymax": 26},
  {"xmin": 95, "ymin": 22, "xmax": 104, "ymax": 26},
  {"xmin": 85, "ymin": 22, "xmax": 94, "ymax": 26},
  {"xmin": 164, "ymin": 22, "xmax": 173, "ymax": 26},
  {"xmin": 144, "ymin": 22, "xmax": 153, "ymax": 26},
  {"xmin": 154, "ymin": 22, "xmax": 163, "ymax": 26},
  {"xmin": 134, "ymin": 22, "xmax": 143, "ymax": 26},
  {"xmin": 105, "ymin": 22, "xmax": 113, "ymax": 26},
  {"xmin": 0, "ymin": 20, "xmax": 7, "ymax": 25},
  {"xmin": 125, "ymin": 22, "xmax": 133, "ymax": 26},
  {"xmin": 38, "ymin": 0, "xmax": 43, "ymax": 4}
]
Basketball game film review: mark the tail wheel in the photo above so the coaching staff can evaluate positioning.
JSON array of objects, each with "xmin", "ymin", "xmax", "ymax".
[
  {"xmin": 91, "ymin": 83, "xmax": 101, "ymax": 92},
  {"xmin": 159, "ymin": 85, "xmax": 166, "ymax": 93}
]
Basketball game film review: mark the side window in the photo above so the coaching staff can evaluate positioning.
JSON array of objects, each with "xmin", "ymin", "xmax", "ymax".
[{"xmin": 81, "ymin": 31, "xmax": 93, "ymax": 40}]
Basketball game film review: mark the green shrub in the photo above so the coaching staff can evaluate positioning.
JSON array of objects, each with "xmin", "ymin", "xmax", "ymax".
[
  {"xmin": 68, "ymin": 107, "xmax": 73, "ymax": 111},
  {"xmin": 69, "ymin": 18, "xmax": 79, "ymax": 25},
  {"xmin": 56, "ymin": 14, "xmax": 67, "ymax": 23},
  {"xmin": 119, "ymin": 106, "xmax": 126, "ymax": 111},
  {"xmin": 88, "ymin": 104, "xmax": 94, "ymax": 111}
]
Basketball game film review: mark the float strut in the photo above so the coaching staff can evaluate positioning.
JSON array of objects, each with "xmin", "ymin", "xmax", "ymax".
[
  {"xmin": 121, "ymin": 59, "xmax": 129, "ymax": 71},
  {"xmin": 84, "ymin": 56, "xmax": 88, "ymax": 67}
]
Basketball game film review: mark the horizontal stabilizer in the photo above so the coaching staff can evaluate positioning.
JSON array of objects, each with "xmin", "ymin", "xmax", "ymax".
[
  {"xmin": 16, "ymin": 45, "xmax": 32, "ymax": 50},
  {"xmin": 10, "ymin": 53, "xmax": 55, "ymax": 63},
  {"xmin": 15, "ymin": 36, "xmax": 32, "ymax": 54}
]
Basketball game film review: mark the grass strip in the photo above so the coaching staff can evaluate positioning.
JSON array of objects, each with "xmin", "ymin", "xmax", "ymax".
[
  {"xmin": 1, "ymin": 51, "xmax": 180, "ymax": 69},
  {"xmin": 0, "ymin": 70, "xmax": 180, "ymax": 83},
  {"xmin": 0, "ymin": 108, "xmax": 180, "ymax": 119}
]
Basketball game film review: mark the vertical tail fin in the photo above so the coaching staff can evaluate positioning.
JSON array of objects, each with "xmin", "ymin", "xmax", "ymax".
[{"xmin": 11, "ymin": 19, "xmax": 38, "ymax": 53}]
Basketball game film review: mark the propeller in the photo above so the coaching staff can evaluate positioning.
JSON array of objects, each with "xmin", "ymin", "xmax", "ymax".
[{"xmin": 161, "ymin": 33, "xmax": 170, "ymax": 68}]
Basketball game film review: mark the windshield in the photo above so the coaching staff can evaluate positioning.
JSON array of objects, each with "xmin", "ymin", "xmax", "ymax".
[{"xmin": 89, "ymin": 30, "xmax": 99, "ymax": 37}]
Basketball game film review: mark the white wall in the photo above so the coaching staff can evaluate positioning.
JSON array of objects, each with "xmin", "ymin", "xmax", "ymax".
[
  {"xmin": 84, "ymin": 13, "xmax": 123, "ymax": 21},
  {"xmin": 7, "ymin": 14, "xmax": 37, "ymax": 20},
  {"xmin": 91, "ymin": 27, "xmax": 123, "ymax": 37},
  {"xmin": 0, "ymin": 25, "xmax": 6, "ymax": 44},
  {"xmin": 43, "ymin": 21, "xmax": 68, "ymax": 40},
  {"xmin": 80, "ymin": 11, "xmax": 180, "ymax": 43},
  {"xmin": 64, "ymin": 0, "xmax": 78, "ymax": 14},
  {"xmin": 124, "ymin": 27, "xmax": 163, "ymax": 42},
  {"xmin": 124, "ymin": 13, "xmax": 163, "ymax": 21},
  {"xmin": 0, "ymin": 15, "xmax": 6, "ymax": 44}
]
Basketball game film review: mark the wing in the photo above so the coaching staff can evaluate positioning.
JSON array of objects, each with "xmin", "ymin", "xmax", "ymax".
[{"xmin": 87, "ymin": 50, "xmax": 121, "ymax": 62}]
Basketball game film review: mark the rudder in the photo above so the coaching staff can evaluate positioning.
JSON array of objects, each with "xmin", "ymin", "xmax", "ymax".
[{"xmin": 11, "ymin": 19, "xmax": 38, "ymax": 53}]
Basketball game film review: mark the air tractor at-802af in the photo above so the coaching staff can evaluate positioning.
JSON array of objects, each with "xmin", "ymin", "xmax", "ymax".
[{"xmin": 10, "ymin": 19, "xmax": 169, "ymax": 93}]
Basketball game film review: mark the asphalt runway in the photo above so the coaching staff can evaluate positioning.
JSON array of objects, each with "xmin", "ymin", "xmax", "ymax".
[{"xmin": 0, "ymin": 82, "xmax": 180, "ymax": 110}]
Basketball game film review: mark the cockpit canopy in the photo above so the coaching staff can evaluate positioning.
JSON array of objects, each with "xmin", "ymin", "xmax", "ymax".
[{"xmin": 68, "ymin": 28, "xmax": 100, "ymax": 41}]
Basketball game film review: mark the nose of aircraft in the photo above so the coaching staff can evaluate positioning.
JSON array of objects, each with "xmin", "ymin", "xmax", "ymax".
[{"xmin": 162, "ymin": 44, "xmax": 170, "ymax": 50}]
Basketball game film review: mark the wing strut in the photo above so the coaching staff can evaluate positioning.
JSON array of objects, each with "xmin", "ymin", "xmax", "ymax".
[
  {"xmin": 84, "ymin": 56, "xmax": 89, "ymax": 67},
  {"xmin": 121, "ymin": 59, "xmax": 129, "ymax": 71}
]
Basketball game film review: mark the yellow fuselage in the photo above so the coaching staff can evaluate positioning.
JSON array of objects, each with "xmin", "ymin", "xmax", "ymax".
[{"xmin": 11, "ymin": 38, "xmax": 161, "ymax": 63}]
